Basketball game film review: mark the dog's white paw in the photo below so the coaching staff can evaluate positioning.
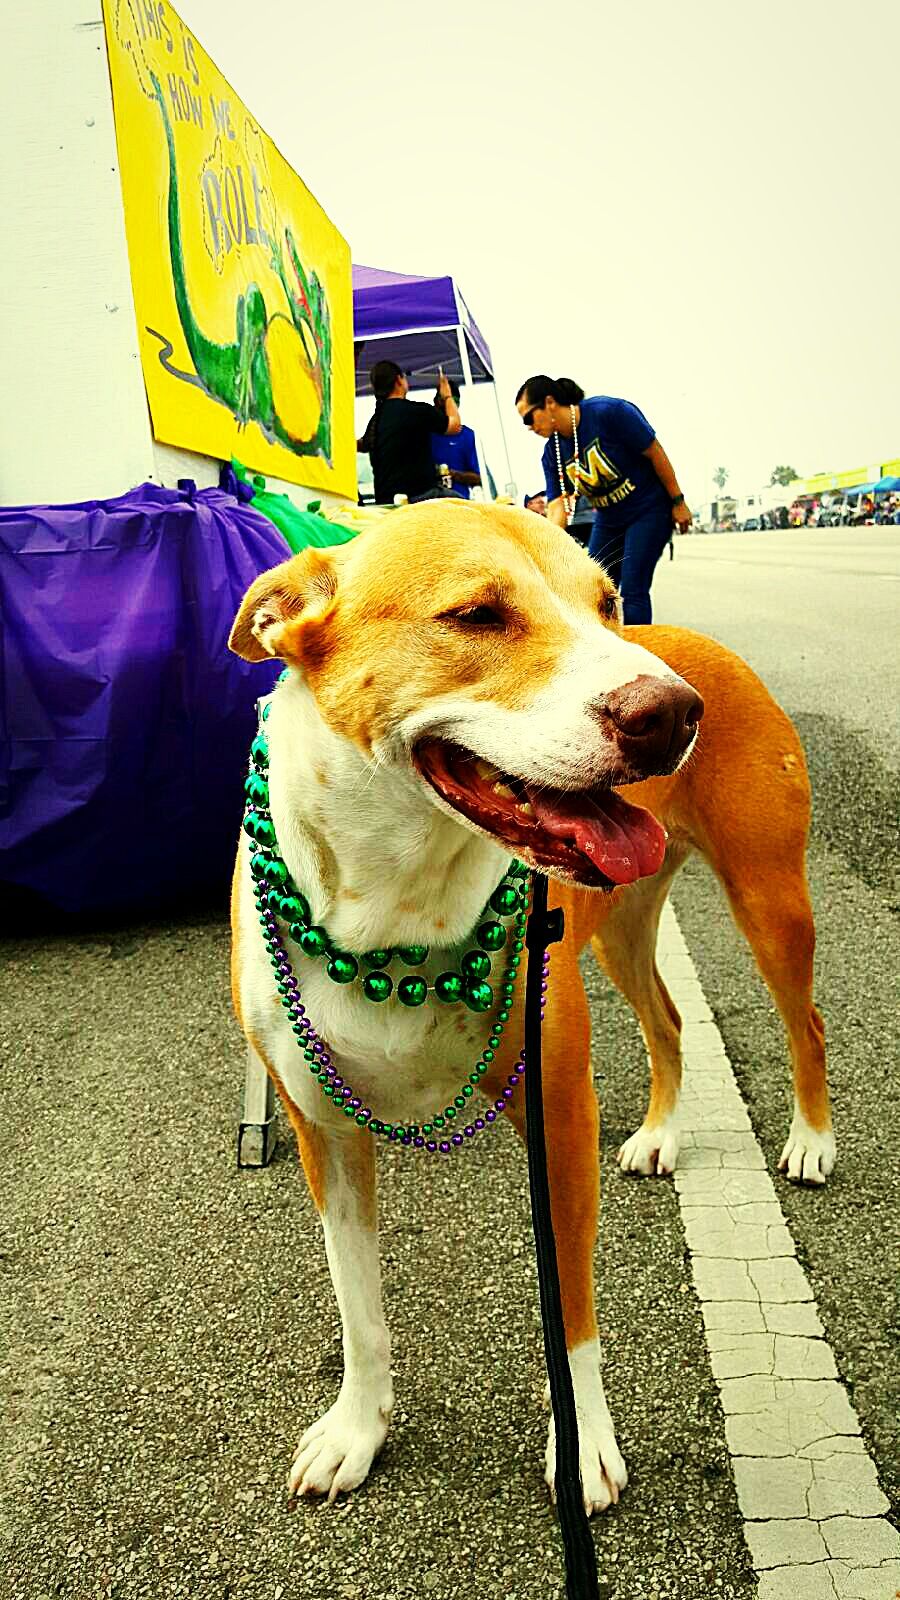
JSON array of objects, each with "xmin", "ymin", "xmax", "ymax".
[
  {"xmin": 779, "ymin": 1113, "xmax": 836, "ymax": 1186},
  {"xmin": 545, "ymin": 1410, "xmax": 628, "ymax": 1516},
  {"xmin": 544, "ymin": 1342, "xmax": 628, "ymax": 1516},
  {"xmin": 617, "ymin": 1116, "xmax": 680, "ymax": 1176},
  {"xmin": 288, "ymin": 1389, "xmax": 392, "ymax": 1502}
]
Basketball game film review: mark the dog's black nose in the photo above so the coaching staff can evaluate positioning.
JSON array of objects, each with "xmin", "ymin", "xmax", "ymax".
[{"xmin": 593, "ymin": 674, "xmax": 704, "ymax": 773}]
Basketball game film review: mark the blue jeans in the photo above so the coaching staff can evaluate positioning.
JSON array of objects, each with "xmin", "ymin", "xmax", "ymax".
[{"xmin": 587, "ymin": 507, "xmax": 672, "ymax": 624}]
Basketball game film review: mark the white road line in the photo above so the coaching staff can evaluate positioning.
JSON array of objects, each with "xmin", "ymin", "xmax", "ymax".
[{"xmin": 656, "ymin": 900, "xmax": 900, "ymax": 1599}]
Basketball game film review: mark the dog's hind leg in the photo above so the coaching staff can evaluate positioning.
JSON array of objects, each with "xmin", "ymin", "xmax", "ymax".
[
  {"xmin": 282, "ymin": 1110, "xmax": 394, "ymax": 1499},
  {"xmin": 590, "ymin": 843, "xmax": 691, "ymax": 1176},
  {"xmin": 499, "ymin": 947, "xmax": 628, "ymax": 1515},
  {"xmin": 712, "ymin": 856, "xmax": 834, "ymax": 1184},
  {"xmin": 677, "ymin": 721, "xmax": 836, "ymax": 1185}
]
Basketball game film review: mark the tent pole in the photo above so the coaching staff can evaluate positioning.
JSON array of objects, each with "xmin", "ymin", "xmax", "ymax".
[
  {"xmin": 454, "ymin": 321, "xmax": 490, "ymax": 499},
  {"xmin": 451, "ymin": 294, "xmax": 486, "ymax": 499},
  {"xmin": 452, "ymin": 288, "xmax": 515, "ymax": 500},
  {"xmin": 492, "ymin": 376, "xmax": 516, "ymax": 499}
]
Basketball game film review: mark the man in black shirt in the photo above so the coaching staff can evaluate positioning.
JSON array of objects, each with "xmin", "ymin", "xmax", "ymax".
[{"xmin": 360, "ymin": 361, "xmax": 461, "ymax": 503}]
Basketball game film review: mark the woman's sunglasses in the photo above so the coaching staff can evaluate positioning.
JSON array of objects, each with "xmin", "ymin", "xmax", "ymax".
[{"xmin": 521, "ymin": 405, "xmax": 540, "ymax": 428}]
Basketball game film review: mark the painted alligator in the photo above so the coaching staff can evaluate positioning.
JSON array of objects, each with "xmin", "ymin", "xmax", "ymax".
[{"xmin": 148, "ymin": 71, "xmax": 332, "ymax": 463}]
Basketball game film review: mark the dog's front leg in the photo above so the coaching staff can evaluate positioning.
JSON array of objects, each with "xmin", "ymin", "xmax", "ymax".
[
  {"xmin": 287, "ymin": 1114, "xmax": 393, "ymax": 1501},
  {"xmin": 501, "ymin": 959, "xmax": 628, "ymax": 1516},
  {"xmin": 589, "ymin": 850, "xmax": 690, "ymax": 1177}
]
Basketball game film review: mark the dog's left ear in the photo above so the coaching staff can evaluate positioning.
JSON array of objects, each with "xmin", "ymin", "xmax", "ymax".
[{"xmin": 228, "ymin": 547, "xmax": 341, "ymax": 663}]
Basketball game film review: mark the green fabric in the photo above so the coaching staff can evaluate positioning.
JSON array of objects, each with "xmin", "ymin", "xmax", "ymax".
[{"xmin": 232, "ymin": 459, "xmax": 359, "ymax": 553}]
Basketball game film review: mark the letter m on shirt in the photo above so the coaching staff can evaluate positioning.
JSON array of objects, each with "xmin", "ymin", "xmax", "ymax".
[{"xmin": 569, "ymin": 442, "xmax": 620, "ymax": 495}]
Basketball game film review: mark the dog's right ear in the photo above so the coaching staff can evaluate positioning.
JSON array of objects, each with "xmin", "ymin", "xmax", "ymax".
[{"xmin": 228, "ymin": 547, "xmax": 341, "ymax": 664}]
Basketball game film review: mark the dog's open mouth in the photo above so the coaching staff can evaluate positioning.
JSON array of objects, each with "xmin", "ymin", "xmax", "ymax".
[{"xmin": 415, "ymin": 740, "xmax": 667, "ymax": 889}]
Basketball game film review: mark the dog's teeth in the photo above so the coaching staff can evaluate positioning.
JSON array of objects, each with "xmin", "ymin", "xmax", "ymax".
[
  {"xmin": 517, "ymin": 802, "xmax": 535, "ymax": 816},
  {"xmin": 492, "ymin": 781, "xmax": 516, "ymax": 799},
  {"xmin": 473, "ymin": 758, "xmax": 499, "ymax": 780}
]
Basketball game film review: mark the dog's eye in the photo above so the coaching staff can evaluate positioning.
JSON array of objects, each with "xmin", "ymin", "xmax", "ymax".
[
  {"xmin": 599, "ymin": 592, "xmax": 619, "ymax": 621},
  {"xmin": 444, "ymin": 605, "xmax": 505, "ymax": 628}
]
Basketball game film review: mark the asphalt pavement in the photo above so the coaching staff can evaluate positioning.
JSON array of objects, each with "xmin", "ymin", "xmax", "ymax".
[{"xmin": 1, "ymin": 528, "xmax": 897, "ymax": 1600}]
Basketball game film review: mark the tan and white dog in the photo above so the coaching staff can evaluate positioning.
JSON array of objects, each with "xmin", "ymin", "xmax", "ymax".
[{"xmin": 228, "ymin": 501, "xmax": 833, "ymax": 1513}]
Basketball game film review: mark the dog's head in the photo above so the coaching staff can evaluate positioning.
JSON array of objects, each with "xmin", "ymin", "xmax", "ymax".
[{"xmin": 229, "ymin": 503, "xmax": 703, "ymax": 889}]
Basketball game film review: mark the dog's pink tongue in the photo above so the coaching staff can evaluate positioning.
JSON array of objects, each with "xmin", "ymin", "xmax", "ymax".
[{"xmin": 529, "ymin": 788, "xmax": 667, "ymax": 884}]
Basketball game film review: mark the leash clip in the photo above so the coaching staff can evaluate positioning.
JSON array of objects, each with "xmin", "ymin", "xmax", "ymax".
[
  {"xmin": 525, "ymin": 906, "xmax": 565, "ymax": 950},
  {"xmin": 525, "ymin": 871, "xmax": 566, "ymax": 950}
]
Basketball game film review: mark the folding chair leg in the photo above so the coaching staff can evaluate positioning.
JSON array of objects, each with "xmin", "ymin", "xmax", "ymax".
[{"xmin": 237, "ymin": 1044, "xmax": 278, "ymax": 1168}]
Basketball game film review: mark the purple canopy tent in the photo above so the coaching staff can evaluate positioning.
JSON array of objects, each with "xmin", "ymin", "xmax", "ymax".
[
  {"xmin": 352, "ymin": 265, "xmax": 494, "ymax": 391},
  {"xmin": 352, "ymin": 264, "xmax": 514, "ymax": 496}
]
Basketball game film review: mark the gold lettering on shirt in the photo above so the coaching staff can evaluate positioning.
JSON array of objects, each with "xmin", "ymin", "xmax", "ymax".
[
  {"xmin": 594, "ymin": 479, "xmax": 636, "ymax": 508},
  {"xmin": 567, "ymin": 441, "xmax": 620, "ymax": 495}
]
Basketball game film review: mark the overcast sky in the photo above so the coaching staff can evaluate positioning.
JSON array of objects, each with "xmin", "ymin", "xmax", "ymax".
[{"xmin": 180, "ymin": 0, "xmax": 899, "ymax": 504}]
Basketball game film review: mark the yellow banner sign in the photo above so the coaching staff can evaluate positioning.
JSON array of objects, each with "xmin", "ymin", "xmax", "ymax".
[
  {"xmin": 102, "ymin": 0, "xmax": 355, "ymax": 497},
  {"xmin": 832, "ymin": 467, "xmax": 870, "ymax": 490}
]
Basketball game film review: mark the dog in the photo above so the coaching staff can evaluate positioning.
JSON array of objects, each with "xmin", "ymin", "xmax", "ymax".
[{"xmin": 228, "ymin": 500, "xmax": 833, "ymax": 1513}]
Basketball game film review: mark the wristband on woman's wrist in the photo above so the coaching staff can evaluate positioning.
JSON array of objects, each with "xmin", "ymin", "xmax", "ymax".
[{"xmin": 671, "ymin": 493, "xmax": 685, "ymax": 507}]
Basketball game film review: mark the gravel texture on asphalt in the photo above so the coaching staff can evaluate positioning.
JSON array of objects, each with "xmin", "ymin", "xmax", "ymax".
[{"xmin": 1, "ymin": 899, "xmax": 755, "ymax": 1600}]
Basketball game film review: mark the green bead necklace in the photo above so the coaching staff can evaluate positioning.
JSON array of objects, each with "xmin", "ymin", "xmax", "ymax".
[
  {"xmin": 244, "ymin": 700, "xmax": 538, "ymax": 1154},
  {"xmin": 243, "ymin": 717, "xmax": 529, "ymax": 1014},
  {"xmin": 255, "ymin": 870, "xmax": 531, "ymax": 1152}
]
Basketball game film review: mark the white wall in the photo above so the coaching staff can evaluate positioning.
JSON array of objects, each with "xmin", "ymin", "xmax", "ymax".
[
  {"xmin": 1, "ymin": 0, "xmax": 350, "ymax": 513},
  {"xmin": 2, "ymin": 1, "xmax": 154, "ymax": 505}
]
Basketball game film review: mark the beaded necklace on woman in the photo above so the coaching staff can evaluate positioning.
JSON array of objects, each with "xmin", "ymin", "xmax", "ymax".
[
  {"xmin": 243, "ymin": 698, "xmax": 550, "ymax": 1158},
  {"xmin": 552, "ymin": 405, "xmax": 581, "ymax": 526}
]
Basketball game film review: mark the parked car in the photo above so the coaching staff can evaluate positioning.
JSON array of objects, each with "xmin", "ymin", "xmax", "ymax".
[{"xmin": 741, "ymin": 516, "xmax": 762, "ymax": 531}]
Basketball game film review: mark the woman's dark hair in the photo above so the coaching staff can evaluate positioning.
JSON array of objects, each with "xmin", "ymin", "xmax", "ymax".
[
  {"xmin": 515, "ymin": 374, "xmax": 585, "ymax": 408},
  {"xmin": 370, "ymin": 359, "xmax": 404, "ymax": 404}
]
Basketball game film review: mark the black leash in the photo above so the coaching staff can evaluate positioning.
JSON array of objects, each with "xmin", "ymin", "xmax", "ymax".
[{"xmin": 524, "ymin": 873, "xmax": 599, "ymax": 1599}]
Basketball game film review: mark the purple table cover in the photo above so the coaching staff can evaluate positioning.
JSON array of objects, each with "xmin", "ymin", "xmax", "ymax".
[{"xmin": 0, "ymin": 481, "xmax": 288, "ymax": 914}]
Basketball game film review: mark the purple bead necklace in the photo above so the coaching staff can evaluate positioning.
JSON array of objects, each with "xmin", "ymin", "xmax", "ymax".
[{"xmin": 256, "ymin": 882, "xmax": 550, "ymax": 1156}]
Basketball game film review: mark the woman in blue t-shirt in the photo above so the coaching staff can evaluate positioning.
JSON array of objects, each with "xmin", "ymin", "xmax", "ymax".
[{"xmin": 515, "ymin": 374, "xmax": 692, "ymax": 623}]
